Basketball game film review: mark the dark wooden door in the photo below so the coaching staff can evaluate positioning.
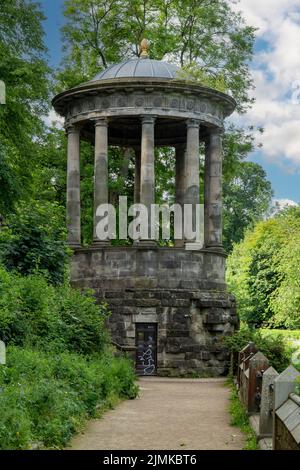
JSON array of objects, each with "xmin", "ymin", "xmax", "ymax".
[{"xmin": 135, "ymin": 323, "xmax": 157, "ymax": 376}]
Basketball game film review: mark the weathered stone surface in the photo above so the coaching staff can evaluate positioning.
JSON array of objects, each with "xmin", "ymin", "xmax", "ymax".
[
  {"xmin": 53, "ymin": 80, "xmax": 235, "ymax": 146},
  {"xmin": 71, "ymin": 246, "xmax": 238, "ymax": 376},
  {"xmin": 71, "ymin": 247, "xmax": 227, "ymax": 290},
  {"xmin": 273, "ymin": 366, "xmax": 300, "ymax": 450},
  {"xmin": 247, "ymin": 351, "xmax": 270, "ymax": 414},
  {"xmin": 0, "ymin": 340, "xmax": 6, "ymax": 365},
  {"xmin": 274, "ymin": 365, "xmax": 300, "ymax": 410},
  {"xmin": 259, "ymin": 366, "xmax": 279, "ymax": 438},
  {"xmin": 55, "ymin": 51, "xmax": 238, "ymax": 377},
  {"xmin": 66, "ymin": 126, "xmax": 81, "ymax": 247},
  {"xmin": 274, "ymin": 394, "xmax": 300, "ymax": 450}
]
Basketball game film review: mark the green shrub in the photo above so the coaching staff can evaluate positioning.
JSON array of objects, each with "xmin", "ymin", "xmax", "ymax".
[
  {"xmin": 0, "ymin": 267, "xmax": 109, "ymax": 354},
  {"xmin": 224, "ymin": 325, "xmax": 292, "ymax": 372},
  {"xmin": 0, "ymin": 202, "xmax": 68, "ymax": 285},
  {"xmin": 227, "ymin": 206, "xmax": 300, "ymax": 329},
  {"xmin": 0, "ymin": 347, "xmax": 138, "ymax": 449},
  {"xmin": 0, "ymin": 386, "xmax": 32, "ymax": 450},
  {"xmin": 0, "ymin": 262, "xmax": 138, "ymax": 450},
  {"xmin": 53, "ymin": 285, "xmax": 110, "ymax": 354}
]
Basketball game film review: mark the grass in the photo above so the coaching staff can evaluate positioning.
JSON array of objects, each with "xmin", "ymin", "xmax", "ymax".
[
  {"xmin": 260, "ymin": 329, "xmax": 300, "ymax": 345},
  {"xmin": 0, "ymin": 346, "xmax": 138, "ymax": 449},
  {"xmin": 260, "ymin": 330, "xmax": 300, "ymax": 369},
  {"xmin": 227, "ymin": 380, "xmax": 258, "ymax": 450}
]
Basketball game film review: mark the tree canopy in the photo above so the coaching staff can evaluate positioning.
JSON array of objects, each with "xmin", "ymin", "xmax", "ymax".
[
  {"xmin": 59, "ymin": 0, "xmax": 255, "ymax": 111},
  {"xmin": 0, "ymin": 0, "xmax": 50, "ymax": 214},
  {"xmin": 227, "ymin": 206, "xmax": 300, "ymax": 329},
  {"xmin": 0, "ymin": 0, "xmax": 273, "ymax": 268},
  {"xmin": 223, "ymin": 161, "xmax": 273, "ymax": 252},
  {"xmin": 55, "ymin": 0, "xmax": 271, "ymax": 249}
]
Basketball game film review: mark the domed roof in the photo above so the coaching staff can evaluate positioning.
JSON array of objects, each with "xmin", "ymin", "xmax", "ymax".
[{"xmin": 92, "ymin": 57, "xmax": 180, "ymax": 82}]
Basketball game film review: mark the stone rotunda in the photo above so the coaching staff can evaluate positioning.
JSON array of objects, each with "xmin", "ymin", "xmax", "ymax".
[{"xmin": 52, "ymin": 40, "xmax": 238, "ymax": 376}]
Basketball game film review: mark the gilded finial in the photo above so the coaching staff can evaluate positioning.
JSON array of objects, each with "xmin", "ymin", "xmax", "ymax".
[{"xmin": 140, "ymin": 38, "xmax": 150, "ymax": 58}]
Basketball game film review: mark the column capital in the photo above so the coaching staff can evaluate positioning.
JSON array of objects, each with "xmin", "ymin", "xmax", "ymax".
[
  {"xmin": 140, "ymin": 115, "xmax": 156, "ymax": 125},
  {"xmin": 93, "ymin": 117, "xmax": 108, "ymax": 128},
  {"xmin": 186, "ymin": 118, "xmax": 201, "ymax": 129},
  {"xmin": 209, "ymin": 126, "xmax": 224, "ymax": 136},
  {"xmin": 65, "ymin": 124, "xmax": 80, "ymax": 135}
]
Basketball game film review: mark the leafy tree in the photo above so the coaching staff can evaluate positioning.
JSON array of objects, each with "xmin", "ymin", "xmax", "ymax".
[
  {"xmin": 246, "ymin": 232, "xmax": 281, "ymax": 326},
  {"xmin": 227, "ymin": 218, "xmax": 285, "ymax": 327},
  {"xmin": 0, "ymin": 142, "xmax": 21, "ymax": 215},
  {"xmin": 0, "ymin": 1, "xmax": 267, "ymax": 253},
  {"xmin": 227, "ymin": 206, "xmax": 300, "ymax": 328},
  {"xmin": 0, "ymin": 2, "xmax": 72, "ymax": 282},
  {"xmin": 56, "ymin": 0, "xmax": 269, "ymax": 248},
  {"xmin": 269, "ymin": 208, "xmax": 300, "ymax": 329},
  {"xmin": 0, "ymin": 202, "xmax": 69, "ymax": 285},
  {"xmin": 0, "ymin": 0, "xmax": 50, "ymax": 212},
  {"xmin": 59, "ymin": 0, "xmax": 255, "ymax": 111},
  {"xmin": 32, "ymin": 127, "xmax": 68, "ymax": 208},
  {"xmin": 223, "ymin": 161, "xmax": 273, "ymax": 252}
]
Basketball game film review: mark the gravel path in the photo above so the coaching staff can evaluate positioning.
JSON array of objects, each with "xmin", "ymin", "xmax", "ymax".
[{"xmin": 70, "ymin": 377, "xmax": 245, "ymax": 450}]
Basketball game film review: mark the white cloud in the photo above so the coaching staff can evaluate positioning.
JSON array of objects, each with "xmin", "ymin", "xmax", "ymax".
[
  {"xmin": 263, "ymin": 121, "xmax": 300, "ymax": 162},
  {"xmin": 43, "ymin": 110, "xmax": 64, "ymax": 129},
  {"xmin": 268, "ymin": 198, "xmax": 298, "ymax": 218},
  {"xmin": 272, "ymin": 198, "xmax": 298, "ymax": 207},
  {"xmin": 233, "ymin": 0, "xmax": 300, "ymax": 35},
  {"xmin": 232, "ymin": 1, "xmax": 300, "ymax": 170}
]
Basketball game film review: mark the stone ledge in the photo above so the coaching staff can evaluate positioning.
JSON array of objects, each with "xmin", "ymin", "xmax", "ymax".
[
  {"xmin": 70, "ymin": 244, "xmax": 228, "ymax": 258},
  {"xmin": 203, "ymin": 313, "xmax": 227, "ymax": 325}
]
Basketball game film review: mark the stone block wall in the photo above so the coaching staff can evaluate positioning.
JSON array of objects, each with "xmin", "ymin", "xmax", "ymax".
[
  {"xmin": 70, "ymin": 246, "xmax": 227, "ymax": 290},
  {"xmin": 103, "ymin": 288, "xmax": 237, "ymax": 376},
  {"xmin": 71, "ymin": 246, "xmax": 238, "ymax": 376}
]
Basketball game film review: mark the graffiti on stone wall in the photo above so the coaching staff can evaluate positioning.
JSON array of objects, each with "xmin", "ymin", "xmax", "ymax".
[{"xmin": 138, "ymin": 342, "xmax": 155, "ymax": 375}]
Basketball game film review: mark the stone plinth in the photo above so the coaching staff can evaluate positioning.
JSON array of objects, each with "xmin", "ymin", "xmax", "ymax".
[{"xmin": 71, "ymin": 246, "xmax": 238, "ymax": 376}]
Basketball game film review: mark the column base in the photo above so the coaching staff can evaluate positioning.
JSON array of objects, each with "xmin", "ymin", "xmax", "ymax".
[
  {"xmin": 136, "ymin": 240, "xmax": 157, "ymax": 248},
  {"xmin": 205, "ymin": 244, "xmax": 226, "ymax": 254},
  {"xmin": 68, "ymin": 242, "xmax": 81, "ymax": 249},
  {"xmin": 92, "ymin": 239, "xmax": 111, "ymax": 247},
  {"xmin": 185, "ymin": 242, "xmax": 203, "ymax": 251},
  {"xmin": 174, "ymin": 239, "xmax": 185, "ymax": 248}
]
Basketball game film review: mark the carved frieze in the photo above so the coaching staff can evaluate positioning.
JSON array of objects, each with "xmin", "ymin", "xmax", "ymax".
[{"xmin": 65, "ymin": 87, "xmax": 224, "ymax": 128}]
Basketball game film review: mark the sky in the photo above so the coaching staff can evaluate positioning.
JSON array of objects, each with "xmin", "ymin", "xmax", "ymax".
[{"xmin": 42, "ymin": 0, "xmax": 300, "ymax": 204}]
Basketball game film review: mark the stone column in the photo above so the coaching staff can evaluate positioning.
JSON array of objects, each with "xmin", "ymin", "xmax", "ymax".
[
  {"xmin": 134, "ymin": 147, "xmax": 141, "ymax": 204},
  {"xmin": 93, "ymin": 118, "xmax": 109, "ymax": 244},
  {"xmin": 184, "ymin": 119, "xmax": 200, "ymax": 245},
  {"xmin": 140, "ymin": 116, "xmax": 155, "ymax": 242},
  {"xmin": 204, "ymin": 127, "xmax": 223, "ymax": 249},
  {"xmin": 66, "ymin": 125, "xmax": 81, "ymax": 247},
  {"xmin": 175, "ymin": 145, "xmax": 186, "ymax": 247}
]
